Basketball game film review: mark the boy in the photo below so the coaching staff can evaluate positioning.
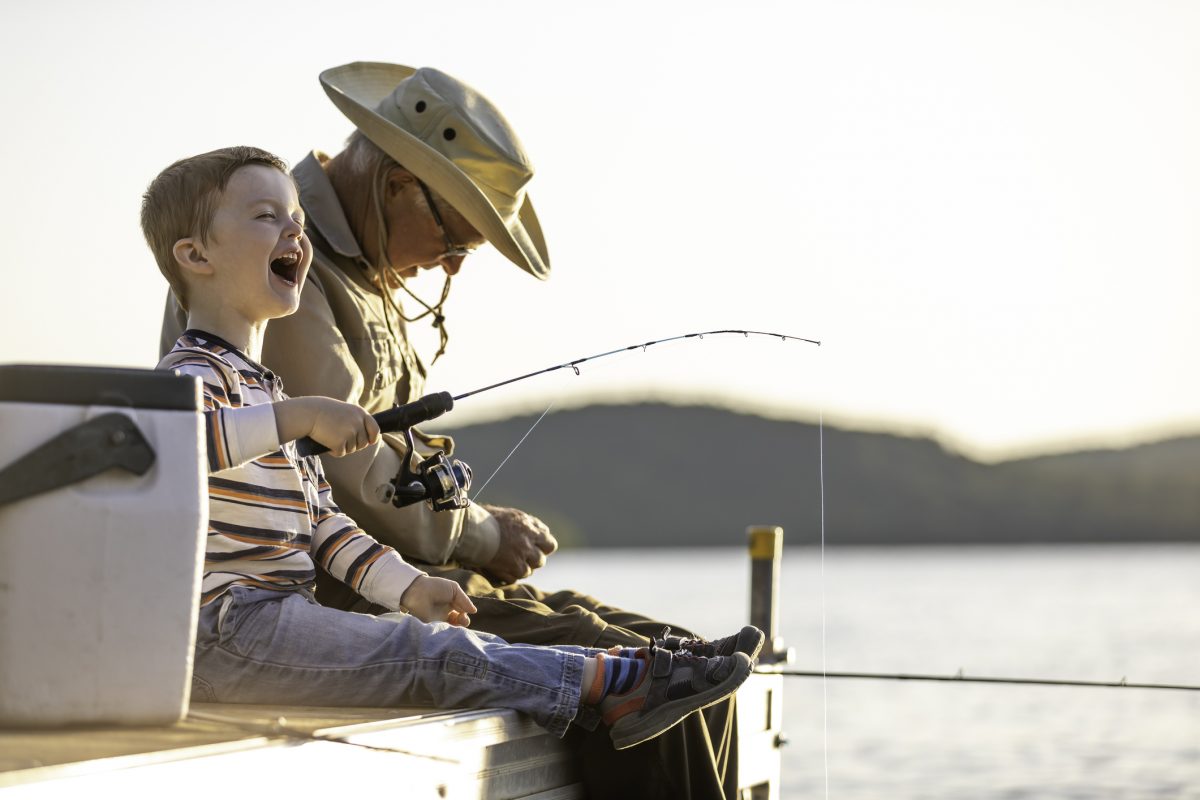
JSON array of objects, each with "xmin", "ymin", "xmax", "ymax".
[{"xmin": 141, "ymin": 145, "xmax": 757, "ymax": 750}]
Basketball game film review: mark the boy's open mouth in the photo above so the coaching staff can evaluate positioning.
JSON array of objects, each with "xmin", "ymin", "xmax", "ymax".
[{"xmin": 270, "ymin": 250, "xmax": 301, "ymax": 286}]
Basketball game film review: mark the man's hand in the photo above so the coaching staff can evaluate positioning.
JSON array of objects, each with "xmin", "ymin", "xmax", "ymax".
[
  {"xmin": 400, "ymin": 576, "xmax": 477, "ymax": 626},
  {"xmin": 479, "ymin": 505, "xmax": 559, "ymax": 585}
]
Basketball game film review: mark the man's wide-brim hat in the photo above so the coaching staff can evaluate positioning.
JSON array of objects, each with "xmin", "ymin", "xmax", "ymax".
[{"xmin": 320, "ymin": 62, "xmax": 549, "ymax": 280}]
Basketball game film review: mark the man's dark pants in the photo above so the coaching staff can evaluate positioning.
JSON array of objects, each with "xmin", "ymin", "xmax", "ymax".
[{"xmin": 316, "ymin": 564, "xmax": 740, "ymax": 800}]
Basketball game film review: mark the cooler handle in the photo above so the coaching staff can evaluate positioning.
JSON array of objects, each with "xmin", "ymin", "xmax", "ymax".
[{"xmin": 0, "ymin": 413, "xmax": 157, "ymax": 508}]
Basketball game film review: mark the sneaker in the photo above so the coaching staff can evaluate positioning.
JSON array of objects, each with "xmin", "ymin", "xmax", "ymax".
[
  {"xmin": 599, "ymin": 647, "xmax": 752, "ymax": 750},
  {"xmin": 657, "ymin": 625, "xmax": 766, "ymax": 662}
]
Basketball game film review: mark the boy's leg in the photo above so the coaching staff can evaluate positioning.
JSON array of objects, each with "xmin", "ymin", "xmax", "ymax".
[
  {"xmin": 192, "ymin": 586, "xmax": 586, "ymax": 737},
  {"xmin": 312, "ymin": 567, "xmax": 740, "ymax": 798}
]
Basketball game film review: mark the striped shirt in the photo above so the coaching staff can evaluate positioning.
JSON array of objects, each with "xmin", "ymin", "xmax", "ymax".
[{"xmin": 158, "ymin": 330, "xmax": 423, "ymax": 608}]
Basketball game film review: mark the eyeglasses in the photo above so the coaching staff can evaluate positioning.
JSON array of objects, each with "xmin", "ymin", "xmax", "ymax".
[{"xmin": 417, "ymin": 181, "xmax": 476, "ymax": 259}]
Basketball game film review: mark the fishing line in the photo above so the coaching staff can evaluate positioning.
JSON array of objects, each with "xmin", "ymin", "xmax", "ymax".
[
  {"xmin": 759, "ymin": 669, "xmax": 1200, "ymax": 692},
  {"xmin": 471, "ymin": 402, "xmax": 556, "ymax": 503},
  {"xmin": 818, "ymin": 407, "xmax": 830, "ymax": 800}
]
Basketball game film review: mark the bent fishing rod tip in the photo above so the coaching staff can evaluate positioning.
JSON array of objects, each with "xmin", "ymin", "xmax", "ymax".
[{"xmin": 451, "ymin": 328, "xmax": 821, "ymax": 401}]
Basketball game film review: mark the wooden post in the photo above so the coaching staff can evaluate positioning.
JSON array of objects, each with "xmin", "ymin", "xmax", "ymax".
[
  {"xmin": 741, "ymin": 526, "xmax": 787, "ymax": 800},
  {"xmin": 748, "ymin": 525, "xmax": 791, "ymax": 664}
]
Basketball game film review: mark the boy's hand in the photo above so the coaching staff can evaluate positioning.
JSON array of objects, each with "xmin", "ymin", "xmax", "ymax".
[
  {"xmin": 400, "ymin": 576, "xmax": 478, "ymax": 626},
  {"xmin": 275, "ymin": 397, "xmax": 380, "ymax": 457}
]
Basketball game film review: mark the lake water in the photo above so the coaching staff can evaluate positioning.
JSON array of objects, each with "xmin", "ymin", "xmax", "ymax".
[{"xmin": 532, "ymin": 544, "xmax": 1200, "ymax": 799}]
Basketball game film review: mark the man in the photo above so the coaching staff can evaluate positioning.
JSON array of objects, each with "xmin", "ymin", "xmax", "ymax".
[{"xmin": 162, "ymin": 62, "xmax": 751, "ymax": 798}]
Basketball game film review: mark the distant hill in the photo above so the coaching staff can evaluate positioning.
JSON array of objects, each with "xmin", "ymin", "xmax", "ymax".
[{"xmin": 440, "ymin": 403, "xmax": 1200, "ymax": 548}]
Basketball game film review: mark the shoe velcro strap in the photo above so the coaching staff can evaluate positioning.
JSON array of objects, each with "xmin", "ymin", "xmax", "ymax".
[{"xmin": 651, "ymin": 646, "xmax": 674, "ymax": 678}]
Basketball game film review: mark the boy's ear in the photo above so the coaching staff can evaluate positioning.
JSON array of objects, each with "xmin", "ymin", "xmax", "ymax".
[{"xmin": 172, "ymin": 237, "xmax": 214, "ymax": 277}]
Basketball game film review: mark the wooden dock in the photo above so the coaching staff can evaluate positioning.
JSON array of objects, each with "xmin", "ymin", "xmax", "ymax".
[{"xmin": 0, "ymin": 674, "xmax": 782, "ymax": 799}]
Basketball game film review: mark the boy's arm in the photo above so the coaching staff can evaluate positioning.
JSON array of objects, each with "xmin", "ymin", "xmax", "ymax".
[
  {"xmin": 291, "ymin": 412, "xmax": 476, "ymax": 620},
  {"xmin": 310, "ymin": 468, "xmax": 475, "ymax": 623},
  {"xmin": 273, "ymin": 396, "xmax": 379, "ymax": 458},
  {"xmin": 310, "ymin": 467, "xmax": 425, "ymax": 610},
  {"xmin": 166, "ymin": 354, "xmax": 380, "ymax": 471}
]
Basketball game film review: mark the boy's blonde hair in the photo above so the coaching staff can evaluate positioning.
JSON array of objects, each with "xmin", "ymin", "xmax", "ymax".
[{"xmin": 140, "ymin": 146, "xmax": 290, "ymax": 311}]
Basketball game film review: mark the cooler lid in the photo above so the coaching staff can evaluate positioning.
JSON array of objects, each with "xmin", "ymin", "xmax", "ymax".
[{"xmin": 0, "ymin": 365, "xmax": 201, "ymax": 411}]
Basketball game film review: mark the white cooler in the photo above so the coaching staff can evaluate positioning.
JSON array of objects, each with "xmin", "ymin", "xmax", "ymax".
[{"xmin": 0, "ymin": 365, "xmax": 206, "ymax": 726}]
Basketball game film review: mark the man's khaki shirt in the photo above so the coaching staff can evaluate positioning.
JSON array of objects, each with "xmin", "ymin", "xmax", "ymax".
[{"xmin": 160, "ymin": 151, "xmax": 500, "ymax": 567}]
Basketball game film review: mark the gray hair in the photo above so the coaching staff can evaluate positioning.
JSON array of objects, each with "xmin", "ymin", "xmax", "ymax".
[{"xmin": 342, "ymin": 130, "xmax": 400, "ymax": 178}]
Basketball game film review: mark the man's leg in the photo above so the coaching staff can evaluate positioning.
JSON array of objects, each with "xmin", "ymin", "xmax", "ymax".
[
  {"xmin": 420, "ymin": 563, "xmax": 701, "ymax": 648},
  {"xmin": 566, "ymin": 693, "xmax": 738, "ymax": 800},
  {"xmin": 315, "ymin": 563, "xmax": 695, "ymax": 646}
]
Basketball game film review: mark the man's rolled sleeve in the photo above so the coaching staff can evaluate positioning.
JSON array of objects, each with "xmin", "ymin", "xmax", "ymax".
[{"xmin": 453, "ymin": 504, "xmax": 501, "ymax": 568}]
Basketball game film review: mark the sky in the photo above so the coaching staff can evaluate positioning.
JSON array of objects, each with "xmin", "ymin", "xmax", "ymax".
[{"xmin": 1, "ymin": 0, "xmax": 1197, "ymax": 461}]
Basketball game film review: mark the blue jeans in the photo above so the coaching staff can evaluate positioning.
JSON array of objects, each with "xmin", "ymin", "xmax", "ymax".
[{"xmin": 191, "ymin": 586, "xmax": 593, "ymax": 737}]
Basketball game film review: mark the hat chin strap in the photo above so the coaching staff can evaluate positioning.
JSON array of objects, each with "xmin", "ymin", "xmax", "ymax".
[
  {"xmin": 395, "ymin": 274, "xmax": 452, "ymax": 364},
  {"xmin": 369, "ymin": 162, "xmax": 453, "ymax": 365}
]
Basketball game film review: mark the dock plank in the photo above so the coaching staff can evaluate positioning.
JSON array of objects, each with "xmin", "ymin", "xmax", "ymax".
[{"xmin": 1, "ymin": 675, "xmax": 781, "ymax": 798}]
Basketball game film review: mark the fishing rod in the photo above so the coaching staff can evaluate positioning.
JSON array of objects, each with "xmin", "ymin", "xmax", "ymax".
[
  {"xmin": 453, "ymin": 329, "xmax": 820, "ymax": 401},
  {"xmin": 762, "ymin": 667, "xmax": 1200, "ymax": 692},
  {"xmin": 295, "ymin": 329, "xmax": 819, "ymax": 509}
]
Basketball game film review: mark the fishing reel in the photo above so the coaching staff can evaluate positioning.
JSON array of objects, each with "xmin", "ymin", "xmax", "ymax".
[
  {"xmin": 383, "ymin": 426, "xmax": 473, "ymax": 512},
  {"xmin": 296, "ymin": 391, "xmax": 471, "ymax": 512}
]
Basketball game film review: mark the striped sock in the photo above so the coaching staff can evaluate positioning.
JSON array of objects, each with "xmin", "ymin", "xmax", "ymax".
[
  {"xmin": 611, "ymin": 647, "xmax": 641, "ymax": 659},
  {"xmin": 603, "ymin": 653, "xmax": 648, "ymax": 697},
  {"xmin": 586, "ymin": 653, "xmax": 649, "ymax": 704}
]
